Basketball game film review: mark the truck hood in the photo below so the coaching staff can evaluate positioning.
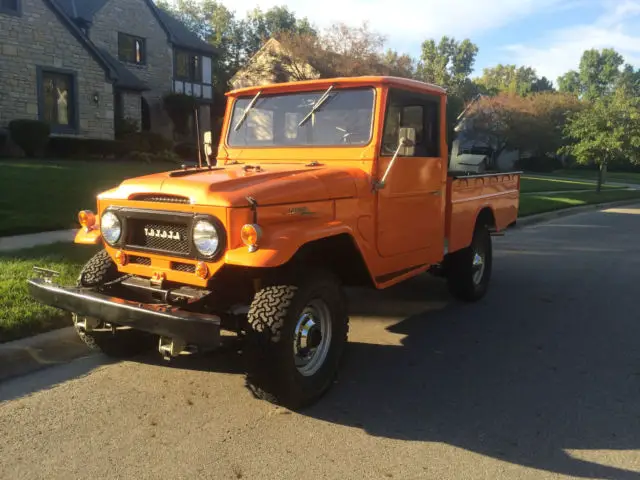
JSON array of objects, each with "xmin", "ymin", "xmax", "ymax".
[{"xmin": 99, "ymin": 164, "xmax": 360, "ymax": 207}]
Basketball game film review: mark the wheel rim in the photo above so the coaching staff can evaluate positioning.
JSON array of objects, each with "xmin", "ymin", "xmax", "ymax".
[
  {"xmin": 472, "ymin": 248, "xmax": 486, "ymax": 285},
  {"xmin": 293, "ymin": 299, "xmax": 332, "ymax": 377}
]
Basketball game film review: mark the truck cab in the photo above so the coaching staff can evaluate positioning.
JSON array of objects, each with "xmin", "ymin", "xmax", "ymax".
[{"xmin": 29, "ymin": 76, "xmax": 520, "ymax": 409}]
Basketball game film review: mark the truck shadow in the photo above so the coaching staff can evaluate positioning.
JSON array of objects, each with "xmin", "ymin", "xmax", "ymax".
[{"xmin": 300, "ymin": 269, "xmax": 640, "ymax": 479}]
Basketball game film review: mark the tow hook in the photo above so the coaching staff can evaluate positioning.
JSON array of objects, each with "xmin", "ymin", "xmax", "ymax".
[{"xmin": 158, "ymin": 336, "xmax": 192, "ymax": 360}]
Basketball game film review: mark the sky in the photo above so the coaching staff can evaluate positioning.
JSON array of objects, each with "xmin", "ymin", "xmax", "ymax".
[{"xmin": 211, "ymin": 0, "xmax": 640, "ymax": 84}]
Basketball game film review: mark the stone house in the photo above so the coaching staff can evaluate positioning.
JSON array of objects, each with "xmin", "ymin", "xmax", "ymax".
[{"xmin": 0, "ymin": 0, "xmax": 217, "ymax": 142}]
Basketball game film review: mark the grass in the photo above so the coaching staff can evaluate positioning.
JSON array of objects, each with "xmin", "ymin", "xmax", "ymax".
[
  {"xmin": 0, "ymin": 159, "xmax": 176, "ymax": 237},
  {"xmin": 0, "ymin": 242, "xmax": 99, "ymax": 343},
  {"xmin": 518, "ymin": 189, "xmax": 640, "ymax": 217},
  {"xmin": 540, "ymin": 169, "xmax": 640, "ymax": 185},
  {"xmin": 519, "ymin": 176, "xmax": 621, "ymax": 193}
]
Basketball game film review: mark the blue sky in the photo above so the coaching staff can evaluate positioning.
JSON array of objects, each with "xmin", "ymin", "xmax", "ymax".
[{"xmin": 214, "ymin": 0, "xmax": 640, "ymax": 84}]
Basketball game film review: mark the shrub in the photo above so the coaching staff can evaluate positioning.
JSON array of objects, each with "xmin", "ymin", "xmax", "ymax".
[
  {"xmin": 8, "ymin": 119, "xmax": 50, "ymax": 157},
  {"xmin": 127, "ymin": 149, "xmax": 182, "ymax": 164},
  {"xmin": 120, "ymin": 132, "xmax": 173, "ymax": 154},
  {"xmin": 46, "ymin": 137, "xmax": 125, "ymax": 158},
  {"xmin": 515, "ymin": 155, "xmax": 563, "ymax": 173},
  {"xmin": 115, "ymin": 117, "xmax": 139, "ymax": 137},
  {"xmin": 174, "ymin": 141, "xmax": 199, "ymax": 161},
  {"xmin": 162, "ymin": 93, "xmax": 196, "ymax": 135}
]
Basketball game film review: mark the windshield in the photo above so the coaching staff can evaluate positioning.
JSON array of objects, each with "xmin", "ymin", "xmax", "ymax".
[{"xmin": 226, "ymin": 87, "xmax": 375, "ymax": 148}]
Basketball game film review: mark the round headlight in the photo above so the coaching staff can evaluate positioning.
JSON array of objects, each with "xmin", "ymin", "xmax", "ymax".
[
  {"xmin": 101, "ymin": 211, "xmax": 122, "ymax": 245},
  {"xmin": 193, "ymin": 220, "xmax": 220, "ymax": 257}
]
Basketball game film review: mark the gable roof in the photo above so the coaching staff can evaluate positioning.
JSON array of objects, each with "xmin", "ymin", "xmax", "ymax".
[
  {"xmin": 42, "ymin": 0, "xmax": 118, "ymax": 81},
  {"xmin": 96, "ymin": 48, "xmax": 149, "ymax": 91},
  {"xmin": 54, "ymin": 0, "xmax": 217, "ymax": 55}
]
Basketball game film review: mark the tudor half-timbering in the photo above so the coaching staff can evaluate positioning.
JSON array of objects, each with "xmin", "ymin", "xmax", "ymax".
[{"xmin": 0, "ymin": 0, "xmax": 218, "ymax": 141}]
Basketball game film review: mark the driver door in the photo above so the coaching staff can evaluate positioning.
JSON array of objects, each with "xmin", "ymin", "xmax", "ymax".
[{"xmin": 376, "ymin": 88, "xmax": 445, "ymax": 261}]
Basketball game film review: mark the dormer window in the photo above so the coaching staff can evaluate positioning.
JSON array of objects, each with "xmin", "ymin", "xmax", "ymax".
[{"xmin": 118, "ymin": 32, "xmax": 146, "ymax": 65}]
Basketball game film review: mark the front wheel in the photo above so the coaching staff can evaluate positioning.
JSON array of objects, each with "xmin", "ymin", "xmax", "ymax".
[
  {"xmin": 446, "ymin": 224, "xmax": 493, "ymax": 302},
  {"xmin": 74, "ymin": 249, "xmax": 155, "ymax": 358},
  {"xmin": 243, "ymin": 269, "xmax": 349, "ymax": 410}
]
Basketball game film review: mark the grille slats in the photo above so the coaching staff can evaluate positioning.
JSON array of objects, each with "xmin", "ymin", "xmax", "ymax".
[
  {"xmin": 130, "ymin": 194, "xmax": 190, "ymax": 204},
  {"xmin": 126, "ymin": 220, "xmax": 190, "ymax": 255},
  {"xmin": 130, "ymin": 255, "xmax": 151, "ymax": 265},
  {"xmin": 171, "ymin": 262, "xmax": 196, "ymax": 273}
]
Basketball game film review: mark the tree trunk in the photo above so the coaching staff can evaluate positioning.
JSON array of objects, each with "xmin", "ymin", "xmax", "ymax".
[{"xmin": 597, "ymin": 160, "xmax": 607, "ymax": 193}]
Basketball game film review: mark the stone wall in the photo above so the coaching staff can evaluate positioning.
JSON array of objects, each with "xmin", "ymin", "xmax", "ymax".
[
  {"xmin": 121, "ymin": 91, "xmax": 141, "ymax": 126},
  {"xmin": 0, "ymin": 0, "xmax": 114, "ymax": 139},
  {"xmin": 89, "ymin": 0, "xmax": 173, "ymax": 137}
]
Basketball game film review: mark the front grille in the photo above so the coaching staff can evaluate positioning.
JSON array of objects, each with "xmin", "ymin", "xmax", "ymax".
[
  {"xmin": 126, "ymin": 219, "xmax": 190, "ymax": 255},
  {"xmin": 129, "ymin": 194, "xmax": 190, "ymax": 204},
  {"xmin": 171, "ymin": 261, "xmax": 196, "ymax": 273}
]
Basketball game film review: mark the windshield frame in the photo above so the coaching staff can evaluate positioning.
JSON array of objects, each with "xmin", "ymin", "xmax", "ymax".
[{"xmin": 224, "ymin": 86, "xmax": 377, "ymax": 150}]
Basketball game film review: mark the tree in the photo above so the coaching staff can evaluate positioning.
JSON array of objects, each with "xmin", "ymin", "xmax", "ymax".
[
  {"xmin": 415, "ymin": 36, "xmax": 478, "ymax": 92},
  {"xmin": 243, "ymin": 6, "xmax": 316, "ymax": 57},
  {"xmin": 557, "ymin": 48, "xmax": 625, "ymax": 100},
  {"xmin": 560, "ymin": 90, "xmax": 640, "ymax": 191},
  {"xmin": 477, "ymin": 64, "xmax": 554, "ymax": 96}
]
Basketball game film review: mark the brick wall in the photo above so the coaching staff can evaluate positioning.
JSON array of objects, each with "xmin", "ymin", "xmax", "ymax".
[
  {"xmin": 89, "ymin": 0, "xmax": 173, "ymax": 137},
  {"xmin": 0, "ymin": 0, "xmax": 114, "ymax": 139}
]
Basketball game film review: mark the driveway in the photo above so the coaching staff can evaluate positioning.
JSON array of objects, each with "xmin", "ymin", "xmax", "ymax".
[{"xmin": 1, "ymin": 205, "xmax": 640, "ymax": 479}]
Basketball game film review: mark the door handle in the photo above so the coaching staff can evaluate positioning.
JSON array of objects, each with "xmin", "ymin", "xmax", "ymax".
[{"xmin": 429, "ymin": 190, "xmax": 442, "ymax": 196}]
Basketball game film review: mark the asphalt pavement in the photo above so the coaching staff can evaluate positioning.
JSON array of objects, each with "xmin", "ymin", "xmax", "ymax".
[{"xmin": 1, "ymin": 205, "xmax": 640, "ymax": 480}]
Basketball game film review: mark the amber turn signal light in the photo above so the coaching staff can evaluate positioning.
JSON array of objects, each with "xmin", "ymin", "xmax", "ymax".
[
  {"xmin": 78, "ymin": 210, "xmax": 96, "ymax": 230},
  {"xmin": 115, "ymin": 250, "xmax": 128, "ymax": 266},
  {"xmin": 195, "ymin": 261, "xmax": 209, "ymax": 279},
  {"xmin": 241, "ymin": 224, "xmax": 262, "ymax": 252}
]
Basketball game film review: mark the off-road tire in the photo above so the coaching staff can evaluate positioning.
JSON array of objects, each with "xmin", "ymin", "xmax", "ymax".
[
  {"xmin": 244, "ymin": 269, "xmax": 349, "ymax": 410},
  {"xmin": 446, "ymin": 224, "xmax": 493, "ymax": 302},
  {"xmin": 74, "ymin": 249, "xmax": 155, "ymax": 358}
]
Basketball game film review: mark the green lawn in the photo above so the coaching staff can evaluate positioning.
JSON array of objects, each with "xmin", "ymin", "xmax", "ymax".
[
  {"xmin": 543, "ymin": 169, "xmax": 640, "ymax": 185},
  {"xmin": 0, "ymin": 242, "xmax": 99, "ymax": 343},
  {"xmin": 0, "ymin": 159, "xmax": 176, "ymax": 237},
  {"xmin": 518, "ymin": 189, "xmax": 640, "ymax": 217},
  {"xmin": 519, "ymin": 176, "xmax": 621, "ymax": 193}
]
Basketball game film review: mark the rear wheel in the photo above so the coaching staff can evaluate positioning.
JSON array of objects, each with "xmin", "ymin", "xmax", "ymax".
[
  {"xmin": 446, "ymin": 224, "xmax": 493, "ymax": 302},
  {"xmin": 243, "ymin": 269, "xmax": 349, "ymax": 410},
  {"xmin": 74, "ymin": 249, "xmax": 155, "ymax": 358}
]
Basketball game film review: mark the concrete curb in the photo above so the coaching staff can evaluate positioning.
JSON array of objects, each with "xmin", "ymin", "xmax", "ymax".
[
  {"xmin": 514, "ymin": 199, "xmax": 640, "ymax": 229},
  {"xmin": 0, "ymin": 229, "xmax": 77, "ymax": 252},
  {"xmin": 0, "ymin": 326, "xmax": 92, "ymax": 383}
]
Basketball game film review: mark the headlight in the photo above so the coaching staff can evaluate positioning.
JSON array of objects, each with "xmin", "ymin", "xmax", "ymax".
[
  {"xmin": 193, "ymin": 220, "xmax": 220, "ymax": 257},
  {"xmin": 101, "ymin": 211, "xmax": 122, "ymax": 245}
]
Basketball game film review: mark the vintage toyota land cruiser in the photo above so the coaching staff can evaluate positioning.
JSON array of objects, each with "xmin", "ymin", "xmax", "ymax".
[{"xmin": 29, "ymin": 76, "xmax": 520, "ymax": 409}]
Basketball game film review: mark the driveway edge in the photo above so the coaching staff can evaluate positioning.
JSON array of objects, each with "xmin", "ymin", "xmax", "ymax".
[
  {"xmin": 0, "ymin": 327, "xmax": 92, "ymax": 383},
  {"xmin": 514, "ymin": 199, "xmax": 640, "ymax": 229}
]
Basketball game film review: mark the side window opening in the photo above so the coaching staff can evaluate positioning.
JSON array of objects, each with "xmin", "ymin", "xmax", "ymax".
[{"xmin": 381, "ymin": 89, "xmax": 440, "ymax": 157}]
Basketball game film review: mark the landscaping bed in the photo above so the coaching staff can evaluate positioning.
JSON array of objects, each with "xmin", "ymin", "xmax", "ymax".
[
  {"xmin": 0, "ymin": 242, "xmax": 99, "ymax": 343},
  {"xmin": 0, "ymin": 159, "xmax": 175, "ymax": 237}
]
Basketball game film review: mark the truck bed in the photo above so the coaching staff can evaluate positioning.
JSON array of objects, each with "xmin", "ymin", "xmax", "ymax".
[{"xmin": 445, "ymin": 171, "xmax": 521, "ymax": 254}]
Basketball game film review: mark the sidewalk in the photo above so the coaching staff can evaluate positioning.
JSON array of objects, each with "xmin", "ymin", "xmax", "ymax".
[
  {"xmin": 524, "ymin": 174, "xmax": 640, "ymax": 190},
  {"xmin": 0, "ymin": 229, "xmax": 77, "ymax": 252}
]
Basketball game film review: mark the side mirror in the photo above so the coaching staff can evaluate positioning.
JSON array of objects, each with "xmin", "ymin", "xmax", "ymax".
[{"xmin": 398, "ymin": 127, "xmax": 416, "ymax": 156}]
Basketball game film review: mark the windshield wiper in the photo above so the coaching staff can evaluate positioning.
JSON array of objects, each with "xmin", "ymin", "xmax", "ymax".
[
  {"xmin": 233, "ymin": 90, "xmax": 262, "ymax": 131},
  {"xmin": 298, "ymin": 85, "xmax": 335, "ymax": 127}
]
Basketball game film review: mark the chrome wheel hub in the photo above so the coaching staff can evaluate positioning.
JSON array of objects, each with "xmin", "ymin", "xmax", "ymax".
[
  {"xmin": 472, "ymin": 250, "xmax": 485, "ymax": 285},
  {"xmin": 293, "ymin": 299, "xmax": 332, "ymax": 377}
]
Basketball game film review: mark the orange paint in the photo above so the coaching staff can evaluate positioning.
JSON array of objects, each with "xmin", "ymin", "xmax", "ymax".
[{"xmin": 74, "ymin": 76, "xmax": 519, "ymax": 290}]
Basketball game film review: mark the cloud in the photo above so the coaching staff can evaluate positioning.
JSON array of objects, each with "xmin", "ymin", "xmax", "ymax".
[
  {"xmin": 503, "ymin": 0, "xmax": 640, "ymax": 83},
  {"xmin": 215, "ymin": 0, "xmax": 563, "ymax": 46}
]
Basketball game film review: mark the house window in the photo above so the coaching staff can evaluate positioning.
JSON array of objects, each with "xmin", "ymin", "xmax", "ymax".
[
  {"xmin": 39, "ymin": 70, "xmax": 76, "ymax": 131},
  {"xmin": 118, "ymin": 33, "xmax": 146, "ymax": 64},
  {"xmin": 175, "ymin": 50, "xmax": 201, "ymax": 82},
  {"xmin": 0, "ymin": 0, "xmax": 20, "ymax": 15}
]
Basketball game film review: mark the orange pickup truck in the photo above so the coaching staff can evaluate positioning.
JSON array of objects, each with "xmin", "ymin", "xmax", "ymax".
[{"xmin": 29, "ymin": 76, "xmax": 520, "ymax": 409}]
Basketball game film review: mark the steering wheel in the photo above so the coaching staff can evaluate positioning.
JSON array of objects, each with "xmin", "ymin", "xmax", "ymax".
[{"xmin": 336, "ymin": 126, "xmax": 367, "ymax": 144}]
